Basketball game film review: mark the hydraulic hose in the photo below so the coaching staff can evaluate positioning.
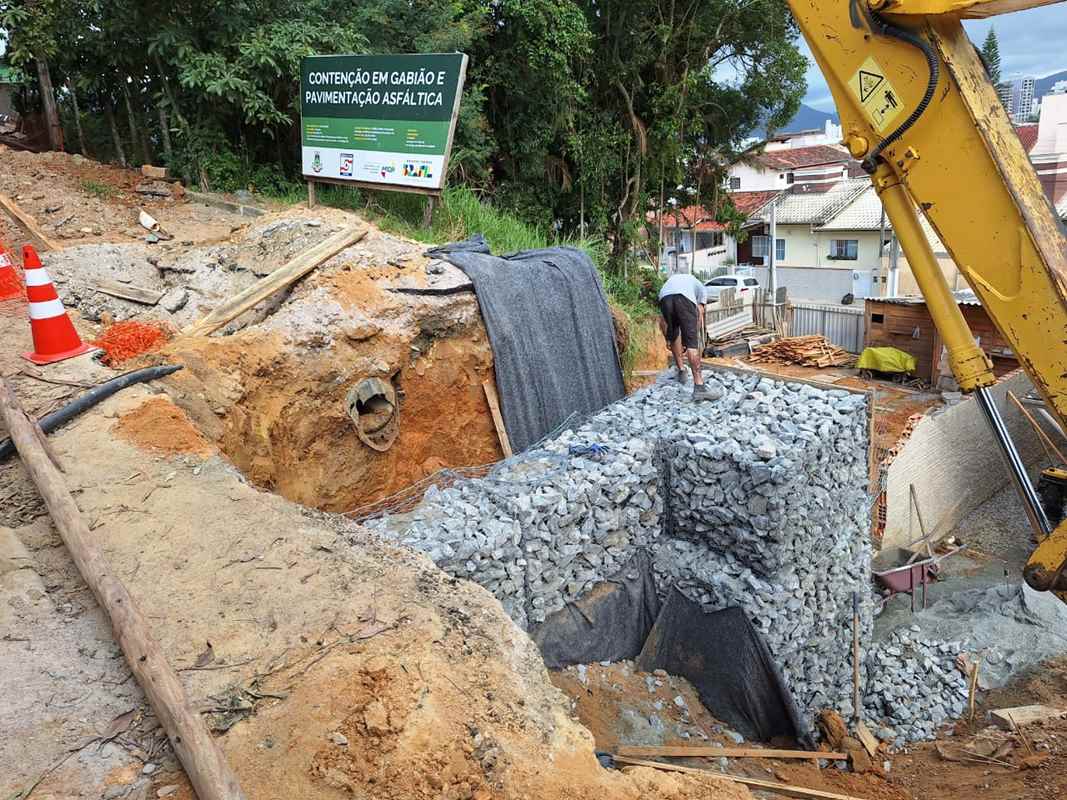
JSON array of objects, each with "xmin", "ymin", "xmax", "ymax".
[
  {"xmin": 0, "ymin": 364, "xmax": 183, "ymax": 461},
  {"xmin": 862, "ymin": 15, "xmax": 940, "ymax": 173}
]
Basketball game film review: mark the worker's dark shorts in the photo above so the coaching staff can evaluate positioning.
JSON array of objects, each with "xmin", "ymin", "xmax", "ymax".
[{"xmin": 659, "ymin": 294, "xmax": 700, "ymax": 350}]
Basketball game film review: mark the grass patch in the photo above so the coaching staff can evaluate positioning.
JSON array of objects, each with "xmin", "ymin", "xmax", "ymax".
[{"xmin": 80, "ymin": 179, "xmax": 118, "ymax": 199}]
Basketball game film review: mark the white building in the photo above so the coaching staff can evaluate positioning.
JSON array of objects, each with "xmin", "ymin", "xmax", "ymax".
[
  {"xmin": 726, "ymin": 144, "xmax": 852, "ymax": 192},
  {"xmin": 1001, "ymin": 76, "xmax": 1037, "ymax": 122},
  {"xmin": 764, "ymin": 120, "xmax": 844, "ymax": 151}
]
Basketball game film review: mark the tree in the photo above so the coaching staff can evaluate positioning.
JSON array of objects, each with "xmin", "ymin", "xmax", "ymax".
[{"xmin": 981, "ymin": 27, "xmax": 1001, "ymax": 87}]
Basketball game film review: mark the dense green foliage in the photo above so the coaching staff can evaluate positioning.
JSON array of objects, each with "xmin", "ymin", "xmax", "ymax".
[
  {"xmin": 1, "ymin": 0, "xmax": 806, "ymax": 273},
  {"xmin": 981, "ymin": 27, "xmax": 1002, "ymax": 87}
]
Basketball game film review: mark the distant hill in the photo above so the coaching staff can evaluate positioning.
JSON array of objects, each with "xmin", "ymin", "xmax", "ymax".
[
  {"xmin": 775, "ymin": 103, "xmax": 839, "ymax": 134},
  {"xmin": 1036, "ymin": 69, "xmax": 1067, "ymax": 99},
  {"xmin": 751, "ymin": 103, "xmax": 839, "ymax": 139}
]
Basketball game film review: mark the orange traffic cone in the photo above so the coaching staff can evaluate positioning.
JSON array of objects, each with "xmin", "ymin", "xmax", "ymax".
[
  {"xmin": 21, "ymin": 245, "xmax": 93, "ymax": 365},
  {"xmin": 0, "ymin": 241, "xmax": 22, "ymax": 302}
]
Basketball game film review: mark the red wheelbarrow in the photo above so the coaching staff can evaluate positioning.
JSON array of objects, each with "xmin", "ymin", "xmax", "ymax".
[{"xmin": 872, "ymin": 543, "xmax": 965, "ymax": 612}]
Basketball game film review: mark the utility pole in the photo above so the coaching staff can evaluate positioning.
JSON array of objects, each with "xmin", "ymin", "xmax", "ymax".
[
  {"xmin": 878, "ymin": 206, "xmax": 887, "ymax": 297},
  {"xmin": 888, "ymin": 230, "xmax": 900, "ymax": 297},
  {"xmin": 768, "ymin": 200, "xmax": 778, "ymax": 298}
]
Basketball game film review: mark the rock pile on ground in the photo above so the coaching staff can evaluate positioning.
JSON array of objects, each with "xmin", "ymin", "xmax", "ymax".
[
  {"xmin": 370, "ymin": 366, "xmax": 873, "ymax": 732},
  {"xmin": 864, "ymin": 625, "xmax": 968, "ymax": 746}
]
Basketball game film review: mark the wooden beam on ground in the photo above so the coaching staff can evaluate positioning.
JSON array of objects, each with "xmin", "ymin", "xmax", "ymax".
[
  {"xmin": 854, "ymin": 722, "xmax": 880, "ymax": 759},
  {"xmin": 483, "ymin": 380, "xmax": 513, "ymax": 459},
  {"xmin": 615, "ymin": 746, "xmax": 847, "ymax": 761},
  {"xmin": 612, "ymin": 756, "xmax": 866, "ymax": 800},
  {"xmin": 93, "ymin": 279, "xmax": 165, "ymax": 306},
  {"xmin": 0, "ymin": 378, "xmax": 247, "ymax": 800},
  {"xmin": 0, "ymin": 193, "xmax": 60, "ymax": 251},
  {"xmin": 990, "ymin": 705, "xmax": 1067, "ymax": 730},
  {"xmin": 182, "ymin": 226, "xmax": 366, "ymax": 337}
]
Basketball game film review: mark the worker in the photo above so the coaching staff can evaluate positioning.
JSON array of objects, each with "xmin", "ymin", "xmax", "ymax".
[{"xmin": 658, "ymin": 269, "xmax": 716, "ymax": 401}]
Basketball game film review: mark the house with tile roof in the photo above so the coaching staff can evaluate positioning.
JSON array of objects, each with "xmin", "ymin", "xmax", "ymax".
[
  {"xmin": 726, "ymin": 144, "xmax": 853, "ymax": 192},
  {"xmin": 657, "ymin": 191, "xmax": 779, "ymax": 273}
]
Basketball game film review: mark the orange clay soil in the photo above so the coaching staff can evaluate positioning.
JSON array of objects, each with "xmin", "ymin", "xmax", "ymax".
[
  {"xmin": 157, "ymin": 242, "xmax": 503, "ymax": 513},
  {"xmin": 113, "ymin": 396, "xmax": 214, "ymax": 457}
]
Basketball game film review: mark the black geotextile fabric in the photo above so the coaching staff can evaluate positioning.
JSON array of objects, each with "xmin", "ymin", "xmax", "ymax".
[
  {"xmin": 637, "ymin": 589, "xmax": 812, "ymax": 745},
  {"xmin": 531, "ymin": 550, "xmax": 661, "ymax": 669},
  {"xmin": 427, "ymin": 236, "xmax": 625, "ymax": 452}
]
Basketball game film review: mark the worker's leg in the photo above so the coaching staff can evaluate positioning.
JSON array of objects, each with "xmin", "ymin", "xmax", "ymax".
[
  {"xmin": 686, "ymin": 346, "xmax": 704, "ymax": 388},
  {"xmin": 660, "ymin": 297, "xmax": 687, "ymax": 377},
  {"xmin": 670, "ymin": 334, "xmax": 686, "ymax": 373}
]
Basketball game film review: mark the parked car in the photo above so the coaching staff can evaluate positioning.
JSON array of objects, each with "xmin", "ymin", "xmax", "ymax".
[{"xmin": 704, "ymin": 275, "xmax": 760, "ymax": 306}]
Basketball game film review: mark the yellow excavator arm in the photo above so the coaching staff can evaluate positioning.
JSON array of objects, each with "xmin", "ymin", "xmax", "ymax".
[{"xmin": 783, "ymin": 0, "xmax": 1067, "ymax": 598}]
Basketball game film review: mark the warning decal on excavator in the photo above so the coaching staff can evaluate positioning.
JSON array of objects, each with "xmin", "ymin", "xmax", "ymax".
[{"xmin": 850, "ymin": 57, "xmax": 903, "ymax": 134}]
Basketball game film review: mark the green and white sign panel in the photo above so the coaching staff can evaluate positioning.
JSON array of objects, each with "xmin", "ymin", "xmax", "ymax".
[{"xmin": 300, "ymin": 53, "xmax": 468, "ymax": 192}]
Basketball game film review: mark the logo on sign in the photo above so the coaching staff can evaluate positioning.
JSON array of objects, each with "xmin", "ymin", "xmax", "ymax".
[
  {"xmin": 339, "ymin": 153, "xmax": 354, "ymax": 177},
  {"xmin": 380, "ymin": 165, "xmax": 396, "ymax": 178},
  {"xmin": 312, "ymin": 152, "xmax": 323, "ymax": 174},
  {"xmin": 402, "ymin": 163, "xmax": 433, "ymax": 180}
]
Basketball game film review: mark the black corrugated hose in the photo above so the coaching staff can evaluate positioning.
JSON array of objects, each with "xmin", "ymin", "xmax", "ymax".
[
  {"xmin": 0, "ymin": 364, "xmax": 183, "ymax": 461},
  {"xmin": 862, "ymin": 14, "xmax": 940, "ymax": 174}
]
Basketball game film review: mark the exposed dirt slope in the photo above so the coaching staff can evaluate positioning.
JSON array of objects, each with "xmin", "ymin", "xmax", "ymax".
[
  {"xmin": 158, "ymin": 218, "xmax": 504, "ymax": 512},
  {"xmin": 0, "ymin": 350, "xmax": 746, "ymax": 800}
]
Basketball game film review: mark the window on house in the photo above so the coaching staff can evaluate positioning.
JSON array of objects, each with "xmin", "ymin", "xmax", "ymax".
[
  {"xmin": 775, "ymin": 238, "xmax": 786, "ymax": 261},
  {"xmin": 871, "ymin": 313, "xmax": 885, "ymax": 324},
  {"xmin": 829, "ymin": 239, "xmax": 859, "ymax": 260},
  {"xmin": 729, "ymin": 176, "xmax": 741, "ymax": 190},
  {"xmin": 786, "ymin": 173, "xmax": 795, "ymax": 185},
  {"xmin": 696, "ymin": 231, "xmax": 724, "ymax": 250},
  {"xmin": 751, "ymin": 235, "xmax": 769, "ymax": 258}
]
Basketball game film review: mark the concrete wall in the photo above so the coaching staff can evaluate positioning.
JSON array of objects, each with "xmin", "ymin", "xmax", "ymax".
[
  {"xmin": 749, "ymin": 265, "xmax": 865, "ymax": 304},
  {"xmin": 882, "ymin": 371, "xmax": 1060, "ymax": 549}
]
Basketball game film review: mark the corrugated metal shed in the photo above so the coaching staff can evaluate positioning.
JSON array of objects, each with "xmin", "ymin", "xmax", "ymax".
[{"xmin": 874, "ymin": 290, "xmax": 981, "ymax": 306}]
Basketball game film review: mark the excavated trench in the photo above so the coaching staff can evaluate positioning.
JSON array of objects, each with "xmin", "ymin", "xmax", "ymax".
[{"xmin": 155, "ymin": 234, "xmax": 505, "ymax": 513}]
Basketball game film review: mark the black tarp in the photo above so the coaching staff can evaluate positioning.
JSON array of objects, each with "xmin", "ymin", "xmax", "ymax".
[
  {"xmin": 531, "ymin": 549, "xmax": 661, "ymax": 669},
  {"xmin": 637, "ymin": 589, "xmax": 812, "ymax": 745},
  {"xmin": 428, "ymin": 236, "xmax": 625, "ymax": 452}
]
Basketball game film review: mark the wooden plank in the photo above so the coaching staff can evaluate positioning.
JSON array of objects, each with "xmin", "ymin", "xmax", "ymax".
[
  {"xmin": 0, "ymin": 193, "xmax": 60, "ymax": 251},
  {"xmin": 612, "ymin": 756, "xmax": 866, "ymax": 800},
  {"xmin": 615, "ymin": 746, "xmax": 846, "ymax": 761},
  {"xmin": 483, "ymin": 380, "xmax": 513, "ymax": 459},
  {"xmin": 182, "ymin": 226, "xmax": 366, "ymax": 337},
  {"xmin": 990, "ymin": 705, "xmax": 1066, "ymax": 730},
  {"xmin": 0, "ymin": 379, "xmax": 247, "ymax": 800},
  {"xmin": 93, "ymin": 279, "xmax": 165, "ymax": 306},
  {"xmin": 854, "ymin": 721, "xmax": 880, "ymax": 759}
]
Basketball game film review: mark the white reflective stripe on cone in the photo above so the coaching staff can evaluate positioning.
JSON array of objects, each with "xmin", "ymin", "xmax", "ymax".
[
  {"xmin": 28, "ymin": 298, "xmax": 66, "ymax": 320},
  {"xmin": 23, "ymin": 269, "xmax": 53, "ymax": 287}
]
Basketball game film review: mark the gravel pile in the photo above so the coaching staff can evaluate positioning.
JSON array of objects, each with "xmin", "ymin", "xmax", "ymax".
[
  {"xmin": 368, "ymin": 367, "xmax": 873, "ymax": 727},
  {"xmin": 864, "ymin": 625, "xmax": 969, "ymax": 745}
]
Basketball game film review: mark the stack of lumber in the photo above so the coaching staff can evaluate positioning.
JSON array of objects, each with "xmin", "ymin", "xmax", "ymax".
[
  {"xmin": 707, "ymin": 324, "xmax": 774, "ymax": 348},
  {"xmin": 749, "ymin": 335, "xmax": 854, "ymax": 368}
]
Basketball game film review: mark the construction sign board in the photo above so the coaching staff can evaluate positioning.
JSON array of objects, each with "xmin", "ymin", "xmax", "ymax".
[
  {"xmin": 849, "ymin": 56, "xmax": 903, "ymax": 134},
  {"xmin": 300, "ymin": 53, "xmax": 468, "ymax": 193}
]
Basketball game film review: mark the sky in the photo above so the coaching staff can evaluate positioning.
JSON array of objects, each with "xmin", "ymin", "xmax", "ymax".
[{"xmin": 801, "ymin": 6, "xmax": 1067, "ymax": 112}]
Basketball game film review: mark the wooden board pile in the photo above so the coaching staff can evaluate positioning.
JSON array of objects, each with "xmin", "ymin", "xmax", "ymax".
[{"xmin": 749, "ymin": 335, "xmax": 854, "ymax": 368}]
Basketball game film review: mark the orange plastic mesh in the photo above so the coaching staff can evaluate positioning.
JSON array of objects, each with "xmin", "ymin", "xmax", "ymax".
[{"xmin": 92, "ymin": 320, "xmax": 170, "ymax": 366}]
